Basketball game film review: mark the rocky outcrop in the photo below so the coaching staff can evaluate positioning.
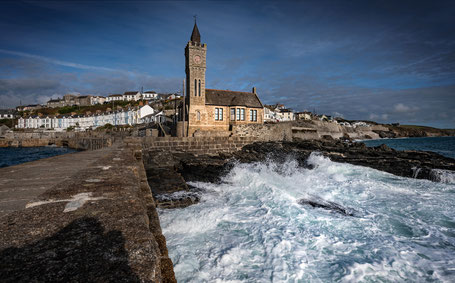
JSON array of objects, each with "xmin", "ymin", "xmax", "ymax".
[
  {"xmin": 143, "ymin": 140, "xmax": 455, "ymax": 208},
  {"xmin": 236, "ymin": 140, "xmax": 455, "ymax": 181}
]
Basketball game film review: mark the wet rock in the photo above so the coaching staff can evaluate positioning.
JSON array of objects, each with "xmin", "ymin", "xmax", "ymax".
[{"xmin": 298, "ymin": 198, "xmax": 354, "ymax": 216}]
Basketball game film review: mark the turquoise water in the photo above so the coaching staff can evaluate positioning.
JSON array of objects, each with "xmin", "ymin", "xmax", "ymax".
[
  {"xmin": 160, "ymin": 138, "xmax": 455, "ymax": 282},
  {"xmin": 363, "ymin": 136, "xmax": 455, "ymax": 159},
  {"xmin": 0, "ymin": 147, "xmax": 78, "ymax": 168}
]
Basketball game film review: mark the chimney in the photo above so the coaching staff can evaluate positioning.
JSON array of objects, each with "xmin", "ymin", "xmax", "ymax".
[{"xmin": 252, "ymin": 87, "xmax": 257, "ymax": 94}]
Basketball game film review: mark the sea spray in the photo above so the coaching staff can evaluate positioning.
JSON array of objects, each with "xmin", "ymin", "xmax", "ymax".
[
  {"xmin": 430, "ymin": 169, "xmax": 455, "ymax": 184},
  {"xmin": 159, "ymin": 153, "xmax": 455, "ymax": 282}
]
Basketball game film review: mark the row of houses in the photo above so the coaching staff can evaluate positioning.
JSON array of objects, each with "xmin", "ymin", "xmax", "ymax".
[
  {"xmin": 44, "ymin": 91, "xmax": 182, "ymax": 109},
  {"xmin": 15, "ymin": 105, "xmax": 169, "ymax": 131},
  {"xmin": 264, "ymin": 104, "xmax": 315, "ymax": 122}
]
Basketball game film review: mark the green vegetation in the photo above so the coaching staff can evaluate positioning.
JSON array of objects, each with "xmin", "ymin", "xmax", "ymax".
[
  {"xmin": 95, "ymin": 123, "xmax": 114, "ymax": 131},
  {"xmin": 19, "ymin": 100, "xmax": 143, "ymax": 117},
  {"xmin": 399, "ymin": 125, "xmax": 440, "ymax": 130}
]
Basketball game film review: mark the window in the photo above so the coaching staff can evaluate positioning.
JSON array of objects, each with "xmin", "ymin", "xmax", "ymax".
[
  {"xmin": 240, "ymin": 108, "xmax": 245, "ymax": 121},
  {"xmin": 198, "ymin": 80, "xmax": 201, "ymax": 96},
  {"xmin": 215, "ymin": 108, "xmax": 223, "ymax": 121},
  {"xmin": 231, "ymin": 108, "xmax": 235, "ymax": 121},
  {"xmin": 194, "ymin": 79, "xmax": 197, "ymax": 96},
  {"xmin": 236, "ymin": 108, "xmax": 241, "ymax": 121},
  {"xmin": 197, "ymin": 111, "xmax": 201, "ymax": 121},
  {"xmin": 250, "ymin": 110, "xmax": 257, "ymax": 122}
]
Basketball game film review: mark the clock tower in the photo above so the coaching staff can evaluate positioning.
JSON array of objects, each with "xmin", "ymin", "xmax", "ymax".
[{"xmin": 185, "ymin": 19, "xmax": 207, "ymax": 133}]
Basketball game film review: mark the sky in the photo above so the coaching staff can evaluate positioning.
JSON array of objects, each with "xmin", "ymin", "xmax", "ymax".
[{"xmin": 0, "ymin": 0, "xmax": 454, "ymax": 128}]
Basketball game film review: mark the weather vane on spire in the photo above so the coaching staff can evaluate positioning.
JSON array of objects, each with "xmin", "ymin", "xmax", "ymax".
[{"xmin": 193, "ymin": 14, "xmax": 197, "ymax": 24}]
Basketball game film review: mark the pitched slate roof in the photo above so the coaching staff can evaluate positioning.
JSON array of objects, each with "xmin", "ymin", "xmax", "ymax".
[
  {"xmin": 205, "ymin": 89, "xmax": 263, "ymax": 108},
  {"xmin": 124, "ymin": 91, "xmax": 139, "ymax": 95}
]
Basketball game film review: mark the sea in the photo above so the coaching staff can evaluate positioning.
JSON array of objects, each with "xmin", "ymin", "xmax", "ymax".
[
  {"xmin": 363, "ymin": 136, "xmax": 455, "ymax": 159},
  {"xmin": 159, "ymin": 136, "xmax": 455, "ymax": 282},
  {"xmin": 0, "ymin": 146, "xmax": 78, "ymax": 168}
]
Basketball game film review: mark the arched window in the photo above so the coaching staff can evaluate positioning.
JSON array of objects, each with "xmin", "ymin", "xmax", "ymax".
[
  {"xmin": 196, "ymin": 111, "xmax": 201, "ymax": 121},
  {"xmin": 198, "ymin": 80, "xmax": 201, "ymax": 96},
  {"xmin": 194, "ymin": 79, "xmax": 197, "ymax": 96}
]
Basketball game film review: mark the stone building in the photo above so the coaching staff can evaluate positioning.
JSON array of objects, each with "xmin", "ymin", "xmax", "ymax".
[{"xmin": 179, "ymin": 21, "xmax": 264, "ymax": 136}]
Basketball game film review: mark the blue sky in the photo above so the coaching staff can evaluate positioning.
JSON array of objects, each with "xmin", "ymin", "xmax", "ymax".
[{"xmin": 0, "ymin": 0, "xmax": 454, "ymax": 128}]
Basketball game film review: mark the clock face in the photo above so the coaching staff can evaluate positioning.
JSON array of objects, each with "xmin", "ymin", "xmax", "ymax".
[{"xmin": 193, "ymin": 55, "xmax": 201, "ymax": 64}]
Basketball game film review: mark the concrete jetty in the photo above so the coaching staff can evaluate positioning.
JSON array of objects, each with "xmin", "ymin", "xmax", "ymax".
[{"xmin": 0, "ymin": 142, "xmax": 176, "ymax": 282}]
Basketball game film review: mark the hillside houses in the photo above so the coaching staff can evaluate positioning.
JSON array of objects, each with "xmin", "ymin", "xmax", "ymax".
[
  {"xmin": 264, "ymin": 104, "xmax": 297, "ymax": 122},
  {"xmin": 16, "ymin": 105, "xmax": 162, "ymax": 131},
  {"xmin": 46, "ymin": 90, "xmax": 170, "ymax": 108},
  {"xmin": 47, "ymin": 94, "xmax": 107, "ymax": 108},
  {"xmin": 0, "ymin": 109, "xmax": 17, "ymax": 119}
]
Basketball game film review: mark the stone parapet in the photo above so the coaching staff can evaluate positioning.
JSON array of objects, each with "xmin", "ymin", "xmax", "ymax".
[
  {"xmin": 0, "ymin": 132, "xmax": 113, "ymax": 150},
  {"xmin": 137, "ymin": 136, "xmax": 259, "ymax": 155}
]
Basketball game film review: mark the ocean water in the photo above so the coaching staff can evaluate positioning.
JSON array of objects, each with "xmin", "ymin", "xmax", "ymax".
[
  {"xmin": 362, "ymin": 136, "xmax": 455, "ymax": 159},
  {"xmin": 159, "ymin": 153, "xmax": 455, "ymax": 282},
  {"xmin": 0, "ymin": 146, "xmax": 78, "ymax": 168}
]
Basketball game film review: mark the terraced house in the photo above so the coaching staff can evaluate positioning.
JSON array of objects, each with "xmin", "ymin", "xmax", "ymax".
[{"xmin": 179, "ymin": 21, "xmax": 264, "ymax": 136}]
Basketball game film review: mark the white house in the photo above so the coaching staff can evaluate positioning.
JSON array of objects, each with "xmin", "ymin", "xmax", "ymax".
[
  {"xmin": 16, "ymin": 105, "xmax": 155, "ymax": 131},
  {"xmin": 139, "ymin": 105, "xmax": 155, "ymax": 119},
  {"xmin": 264, "ymin": 107, "xmax": 278, "ymax": 122},
  {"xmin": 123, "ymin": 91, "xmax": 141, "ymax": 101},
  {"xmin": 142, "ymin": 91, "xmax": 158, "ymax": 100},
  {"xmin": 0, "ymin": 109, "xmax": 16, "ymax": 119},
  {"xmin": 277, "ymin": 109, "xmax": 295, "ymax": 121},
  {"xmin": 106, "ymin": 94, "xmax": 123, "ymax": 102},
  {"xmin": 91, "ymin": 96, "xmax": 106, "ymax": 105}
]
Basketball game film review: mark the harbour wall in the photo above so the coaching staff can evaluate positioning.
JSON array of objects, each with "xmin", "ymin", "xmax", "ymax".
[
  {"xmin": 135, "ymin": 136, "xmax": 260, "ymax": 155},
  {"xmin": 0, "ymin": 132, "xmax": 113, "ymax": 150}
]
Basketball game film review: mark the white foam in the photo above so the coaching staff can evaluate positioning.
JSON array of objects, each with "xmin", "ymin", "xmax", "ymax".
[
  {"xmin": 159, "ymin": 154, "xmax": 455, "ymax": 282},
  {"xmin": 430, "ymin": 169, "xmax": 455, "ymax": 184}
]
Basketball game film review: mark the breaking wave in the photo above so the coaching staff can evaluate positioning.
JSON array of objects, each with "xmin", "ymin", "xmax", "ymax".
[{"xmin": 159, "ymin": 153, "xmax": 455, "ymax": 282}]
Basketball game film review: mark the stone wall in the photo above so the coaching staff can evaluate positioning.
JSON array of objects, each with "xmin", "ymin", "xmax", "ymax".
[
  {"xmin": 292, "ymin": 127, "xmax": 320, "ymax": 140},
  {"xmin": 231, "ymin": 122, "xmax": 293, "ymax": 141},
  {"xmin": 133, "ymin": 136, "xmax": 260, "ymax": 155},
  {"xmin": 0, "ymin": 132, "xmax": 113, "ymax": 150}
]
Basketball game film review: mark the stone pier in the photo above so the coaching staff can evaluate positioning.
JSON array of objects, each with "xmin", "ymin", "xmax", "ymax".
[{"xmin": 0, "ymin": 142, "xmax": 176, "ymax": 282}]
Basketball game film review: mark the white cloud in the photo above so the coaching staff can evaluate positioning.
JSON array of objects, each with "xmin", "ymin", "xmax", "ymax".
[
  {"xmin": 0, "ymin": 49, "xmax": 127, "ymax": 73},
  {"xmin": 369, "ymin": 113, "xmax": 379, "ymax": 120},
  {"xmin": 393, "ymin": 103, "xmax": 419, "ymax": 113}
]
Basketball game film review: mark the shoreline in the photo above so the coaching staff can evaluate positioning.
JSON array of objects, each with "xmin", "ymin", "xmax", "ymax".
[{"xmin": 144, "ymin": 139, "xmax": 455, "ymax": 209}]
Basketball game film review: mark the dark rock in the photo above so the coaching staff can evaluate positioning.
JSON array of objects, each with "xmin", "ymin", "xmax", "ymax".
[
  {"xmin": 373, "ymin": 130, "xmax": 396, "ymax": 138},
  {"xmin": 376, "ymin": 144, "xmax": 393, "ymax": 152},
  {"xmin": 298, "ymin": 198, "xmax": 354, "ymax": 216},
  {"xmin": 142, "ymin": 139, "xmax": 455, "ymax": 211}
]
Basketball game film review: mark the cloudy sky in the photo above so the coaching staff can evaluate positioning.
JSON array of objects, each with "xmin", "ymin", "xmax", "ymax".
[{"xmin": 0, "ymin": 0, "xmax": 454, "ymax": 128}]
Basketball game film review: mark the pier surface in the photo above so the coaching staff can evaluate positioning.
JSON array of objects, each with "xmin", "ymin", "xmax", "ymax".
[
  {"xmin": 0, "ymin": 148, "xmax": 109, "ymax": 217},
  {"xmin": 0, "ymin": 143, "xmax": 175, "ymax": 282}
]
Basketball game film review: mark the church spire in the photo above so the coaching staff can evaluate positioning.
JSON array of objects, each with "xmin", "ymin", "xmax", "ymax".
[{"xmin": 190, "ymin": 16, "xmax": 201, "ymax": 43}]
